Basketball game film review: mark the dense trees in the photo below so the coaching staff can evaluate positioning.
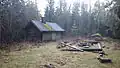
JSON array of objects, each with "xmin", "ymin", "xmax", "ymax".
[
  {"xmin": 45, "ymin": 0, "xmax": 55, "ymax": 22},
  {"xmin": 45, "ymin": 0, "xmax": 120, "ymax": 37},
  {"xmin": 0, "ymin": 0, "xmax": 41, "ymax": 43},
  {"xmin": 1, "ymin": 0, "xmax": 120, "ymax": 43}
]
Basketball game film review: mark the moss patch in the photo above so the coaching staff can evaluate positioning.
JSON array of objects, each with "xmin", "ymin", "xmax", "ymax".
[{"xmin": 44, "ymin": 24, "xmax": 52, "ymax": 30}]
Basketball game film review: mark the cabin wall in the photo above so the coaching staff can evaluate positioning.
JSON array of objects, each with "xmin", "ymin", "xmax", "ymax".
[
  {"xmin": 42, "ymin": 32, "xmax": 52, "ymax": 41},
  {"xmin": 56, "ymin": 32, "xmax": 62, "ymax": 40},
  {"xmin": 26, "ymin": 23, "xmax": 42, "ymax": 41},
  {"xmin": 42, "ymin": 32, "xmax": 62, "ymax": 41}
]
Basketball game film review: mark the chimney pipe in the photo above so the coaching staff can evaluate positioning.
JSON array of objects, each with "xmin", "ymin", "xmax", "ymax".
[{"xmin": 41, "ymin": 17, "xmax": 46, "ymax": 23}]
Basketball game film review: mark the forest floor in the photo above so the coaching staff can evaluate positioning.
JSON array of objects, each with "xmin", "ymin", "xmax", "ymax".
[{"xmin": 0, "ymin": 38, "xmax": 120, "ymax": 68}]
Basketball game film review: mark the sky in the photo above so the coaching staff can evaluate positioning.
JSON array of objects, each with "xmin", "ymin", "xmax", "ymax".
[{"xmin": 36, "ymin": 0, "xmax": 106, "ymax": 16}]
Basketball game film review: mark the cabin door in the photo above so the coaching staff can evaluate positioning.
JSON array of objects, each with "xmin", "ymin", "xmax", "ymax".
[{"xmin": 52, "ymin": 33, "xmax": 56, "ymax": 40}]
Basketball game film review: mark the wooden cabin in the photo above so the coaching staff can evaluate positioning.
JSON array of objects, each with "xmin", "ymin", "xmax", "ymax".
[{"xmin": 24, "ymin": 20, "xmax": 65, "ymax": 41}]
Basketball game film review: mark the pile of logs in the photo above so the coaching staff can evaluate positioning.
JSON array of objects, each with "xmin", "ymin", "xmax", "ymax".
[
  {"xmin": 57, "ymin": 39, "xmax": 112, "ymax": 63},
  {"xmin": 57, "ymin": 40, "xmax": 102, "ymax": 51}
]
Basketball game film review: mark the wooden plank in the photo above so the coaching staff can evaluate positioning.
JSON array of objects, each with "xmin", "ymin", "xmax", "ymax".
[
  {"xmin": 80, "ymin": 43, "xmax": 102, "ymax": 51},
  {"xmin": 65, "ymin": 43, "xmax": 84, "ymax": 51}
]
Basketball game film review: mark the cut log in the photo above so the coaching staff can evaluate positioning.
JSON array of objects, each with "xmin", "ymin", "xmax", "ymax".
[
  {"xmin": 81, "ymin": 48, "xmax": 102, "ymax": 51},
  {"xmin": 61, "ymin": 49, "xmax": 84, "ymax": 52},
  {"xmin": 97, "ymin": 57, "xmax": 112, "ymax": 63}
]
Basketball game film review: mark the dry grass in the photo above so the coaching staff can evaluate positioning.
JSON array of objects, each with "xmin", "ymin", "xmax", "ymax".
[{"xmin": 0, "ymin": 39, "xmax": 120, "ymax": 68}]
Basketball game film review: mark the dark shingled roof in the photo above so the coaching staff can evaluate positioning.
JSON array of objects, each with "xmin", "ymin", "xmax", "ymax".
[
  {"xmin": 46, "ymin": 22, "xmax": 64, "ymax": 31},
  {"xmin": 32, "ymin": 20, "xmax": 48, "ymax": 31},
  {"xmin": 31, "ymin": 20, "xmax": 65, "ymax": 32}
]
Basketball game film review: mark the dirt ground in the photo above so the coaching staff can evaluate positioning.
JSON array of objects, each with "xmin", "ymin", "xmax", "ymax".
[{"xmin": 0, "ymin": 38, "xmax": 120, "ymax": 68}]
